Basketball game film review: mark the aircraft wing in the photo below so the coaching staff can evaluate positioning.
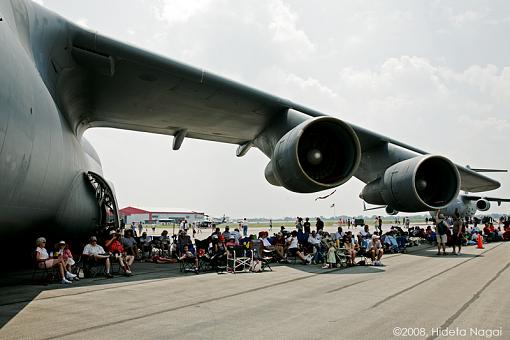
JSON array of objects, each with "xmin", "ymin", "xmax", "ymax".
[
  {"xmin": 463, "ymin": 196, "xmax": 510, "ymax": 204},
  {"xmin": 62, "ymin": 26, "xmax": 500, "ymax": 192}
]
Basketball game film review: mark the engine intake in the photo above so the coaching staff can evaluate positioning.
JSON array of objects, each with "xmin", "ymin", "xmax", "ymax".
[
  {"xmin": 361, "ymin": 155, "xmax": 460, "ymax": 212},
  {"xmin": 265, "ymin": 117, "xmax": 361, "ymax": 193},
  {"xmin": 476, "ymin": 199, "xmax": 490, "ymax": 211}
]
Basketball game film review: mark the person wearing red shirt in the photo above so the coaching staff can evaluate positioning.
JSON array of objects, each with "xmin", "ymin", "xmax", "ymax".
[{"xmin": 105, "ymin": 230, "xmax": 134, "ymax": 275}]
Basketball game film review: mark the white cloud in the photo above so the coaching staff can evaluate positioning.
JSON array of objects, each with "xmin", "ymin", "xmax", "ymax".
[
  {"xmin": 449, "ymin": 9, "xmax": 488, "ymax": 27},
  {"xmin": 155, "ymin": 0, "xmax": 213, "ymax": 25},
  {"xmin": 267, "ymin": 1, "xmax": 315, "ymax": 54},
  {"xmin": 43, "ymin": 1, "xmax": 510, "ymax": 217}
]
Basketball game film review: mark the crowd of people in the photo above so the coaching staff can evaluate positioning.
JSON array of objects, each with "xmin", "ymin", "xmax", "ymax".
[{"xmin": 34, "ymin": 214, "xmax": 510, "ymax": 284}]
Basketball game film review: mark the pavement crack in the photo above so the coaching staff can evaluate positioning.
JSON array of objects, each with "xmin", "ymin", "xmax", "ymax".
[
  {"xmin": 44, "ymin": 267, "xmax": 356, "ymax": 339},
  {"xmin": 369, "ymin": 243, "xmax": 503, "ymax": 309},
  {"xmin": 425, "ymin": 261, "xmax": 510, "ymax": 340}
]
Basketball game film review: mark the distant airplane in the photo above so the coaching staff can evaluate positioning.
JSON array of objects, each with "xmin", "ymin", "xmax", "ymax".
[
  {"xmin": 0, "ymin": 1, "xmax": 503, "ymax": 252},
  {"xmin": 430, "ymin": 194, "xmax": 510, "ymax": 219},
  {"xmin": 364, "ymin": 193, "xmax": 510, "ymax": 219}
]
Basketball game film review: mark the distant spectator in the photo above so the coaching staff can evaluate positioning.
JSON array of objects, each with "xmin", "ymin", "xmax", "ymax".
[
  {"xmin": 122, "ymin": 229, "xmax": 139, "ymax": 258},
  {"xmin": 222, "ymin": 226, "xmax": 231, "ymax": 240},
  {"xmin": 316, "ymin": 217, "xmax": 324, "ymax": 232},
  {"xmin": 303, "ymin": 217, "xmax": 311, "ymax": 234},
  {"xmin": 242, "ymin": 218, "xmax": 249, "ymax": 237},
  {"xmin": 307, "ymin": 230, "xmax": 322, "ymax": 264},
  {"xmin": 451, "ymin": 214, "xmax": 463, "ymax": 255},
  {"xmin": 178, "ymin": 244, "xmax": 198, "ymax": 273},
  {"xmin": 231, "ymin": 228, "xmax": 241, "ymax": 243},
  {"xmin": 435, "ymin": 212, "xmax": 448, "ymax": 256},
  {"xmin": 343, "ymin": 232, "xmax": 358, "ymax": 265},
  {"xmin": 286, "ymin": 231, "xmax": 309, "ymax": 264},
  {"xmin": 368, "ymin": 235, "xmax": 384, "ymax": 265},
  {"xmin": 138, "ymin": 222, "xmax": 143, "ymax": 236},
  {"xmin": 139, "ymin": 232, "xmax": 152, "ymax": 260}
]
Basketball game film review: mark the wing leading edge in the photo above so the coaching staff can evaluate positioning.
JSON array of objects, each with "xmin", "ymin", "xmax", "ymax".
[{"xmin": 45, "ymin": 18, "xmax": 500, "ymax": 193}]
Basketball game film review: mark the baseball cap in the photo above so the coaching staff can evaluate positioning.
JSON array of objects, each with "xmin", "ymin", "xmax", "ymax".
[
  {"xmin": 90, "ymin": 236, "xmax": 97, "ymax": 241},
  {"xmin": 58, "ymin": 240, "xmax": 66, "ymax": 245}
]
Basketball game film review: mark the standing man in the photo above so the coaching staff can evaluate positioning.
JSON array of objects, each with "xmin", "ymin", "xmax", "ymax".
[
  {"xmin": 316, "ymin": 217, "xmax": 324, "ymax": 232},
  {"xmin": 435, "ymin": 212, "xmax": 448, "ymax": 256},
  {"xmin": 451, "ymin": 213, "xmax": 463, "ymax": 255},
  {"xmin": 242, "ymin": 218, "xmax": 248, "ymax": 238},
  {"xmin": 269, "ymin": 219, "xmax": 273, "ymax": 232},
  {"xmin": 303, "ymin": 217, "xmax": 311, "ymax": 234},
  {"xmin": 138, "ymin": 222, "xmax": 143, "ymax": 237},
  {"xmin": 377, "ymin": 216, "xmax": 383, "ymax": 236}
]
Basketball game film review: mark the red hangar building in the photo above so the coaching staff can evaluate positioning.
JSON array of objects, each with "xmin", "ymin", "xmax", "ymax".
[{"xmin": 119, "ymin": 206, "xmax": 205, "ymax": 225}]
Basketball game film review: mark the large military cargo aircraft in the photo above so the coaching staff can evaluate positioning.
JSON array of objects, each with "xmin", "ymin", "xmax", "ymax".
[{"xmin": 0, "ymin": 1, "xmax": 502, "ymax": 252}]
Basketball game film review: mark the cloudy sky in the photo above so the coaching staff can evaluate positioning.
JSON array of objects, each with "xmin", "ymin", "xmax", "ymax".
[{"xmin": 38, "ymin": 0, "xmax": 510, "ymax": 219}]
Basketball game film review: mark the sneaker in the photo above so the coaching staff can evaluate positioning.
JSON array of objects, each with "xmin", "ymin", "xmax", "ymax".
[
  {"xmin": 61, "ymin": 278, "xmax": 72, "ymax": 284},
  {"xmin": 73, "ymin": 276, "xmax": 80, "ymax": 281},
  {"xmin": 322, "ymin": 264, "xmax": 329, "ymax": 269},
  {"xmin": 66, "ymin": 272, "xmax": 77, "ymax": 279},
  {"xmin": 105, "ymin": 272, "xmax": 113, "ymax": 278},
  {"xmin": 125, "ymin": 270, "xmax": 133, "ymax": 276}
]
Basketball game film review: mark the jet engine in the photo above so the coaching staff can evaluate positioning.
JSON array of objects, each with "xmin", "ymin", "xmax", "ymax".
[
  {"xmin": 360, "ymin": 155, "xmax": 460, "ymax": 212},
  {"xmin": 264, "ymin": 117, "xmax": 361, "ymax": 193},
  {"xmin": 385, "ymin": 206, "xmax": 399, "ymax": 215},
  {"xmin": 476, "ymin": 199, "xmax": 491, "ymax": 211}
]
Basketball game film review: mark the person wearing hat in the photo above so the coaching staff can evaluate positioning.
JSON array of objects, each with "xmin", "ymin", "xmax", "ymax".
[
  {"xmin": 368, "ymin": 234, "xmax": 384, "ymax": 266},
  {"xmin": 35, "ymin": 237, "xmax": 73, "ymax": 284},
  {"xmin": 435, "ymin": 211, "xmax": 448, "ymax": 255},
  {"xmin": 82, "ymin": 236, "xmax": 113, "ymax": 278},
  {"xmin": 56, "ymin": 241, "xmax": 78, "ymax": 281},
  {"xmin": 105, "ymin": 230, "xmax": 134, "ymax": 276}
]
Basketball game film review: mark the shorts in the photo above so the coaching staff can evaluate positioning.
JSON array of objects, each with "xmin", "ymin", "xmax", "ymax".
[
  {"xmin": 436, "ymin": 234, "xmax": 447, "ymax": 244},
  {"xmin": 451, "ymin": 234, "xmax": 462, "ymax": 246},
  {"xmin": 39, "ymin": 259, "xmax": 57, "ymax": 269},
  {"xmin": 288, "ymin": 248, "xmax": 298, "ymax": 256}
]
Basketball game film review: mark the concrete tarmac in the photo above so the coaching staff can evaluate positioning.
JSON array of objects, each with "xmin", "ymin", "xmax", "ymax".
[{"xmin": 1, "ymin": 242, "xmax": 509, "ymax": 340}]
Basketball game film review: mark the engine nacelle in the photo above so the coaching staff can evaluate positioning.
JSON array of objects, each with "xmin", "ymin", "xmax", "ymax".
[
  {"xmin": 264, "ymin": 117, "xmax": 361, "ymax": 193},
  {"xmin": 360, "ymin": 155, "xmax": 460, "ymax": 212},
  {"xmin": 476, "ymin": 199, "xmax": 491, "ymax": 211},
  {"xmin": 385, "ymin": 206, "xmax": 399, "ymax": 215}
]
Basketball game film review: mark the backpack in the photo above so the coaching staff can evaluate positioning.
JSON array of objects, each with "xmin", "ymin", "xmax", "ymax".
[{"xmin": 251, "ymin": 260, "xmax": 262, "ymax": 272}]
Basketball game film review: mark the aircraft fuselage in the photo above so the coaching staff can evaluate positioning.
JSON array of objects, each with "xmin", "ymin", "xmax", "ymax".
[{"xmin": 0, "ymin": 1, "xmax": 102, "ymax": 243}]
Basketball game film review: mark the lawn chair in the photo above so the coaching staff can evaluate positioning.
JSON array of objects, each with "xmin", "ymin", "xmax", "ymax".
[
  {"xmin": 31, "ymin": 251, "xmax": 57, "ymax": 285},
  {"xmin": 226, "ymin": 245, "xmax": 252, "ymax": 273},
  {"xmin": 251, "ymin": 239, "xmax": 273, "ymax": 272}
]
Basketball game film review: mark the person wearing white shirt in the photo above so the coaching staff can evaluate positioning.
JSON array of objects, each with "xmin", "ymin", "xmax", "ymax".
[
  {"xmin": 286, "ymin": 231, "xmax": 309, "ymax": 264},
  {"xmin": 35, "ymin": 237, "xmax": 73, "ymax": 284},
  {"xmin": 368, "ymin": 235, "xmax": 384, "ymax": 265},
  {"xmin": 82, "ymin": 236, "xmax": 113, "ymax": 278}
]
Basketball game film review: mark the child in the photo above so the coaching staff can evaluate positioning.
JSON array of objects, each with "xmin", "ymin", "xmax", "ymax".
[{"xmin": 178, "ymin": 245, "xmax": 199, "ymax": 273}]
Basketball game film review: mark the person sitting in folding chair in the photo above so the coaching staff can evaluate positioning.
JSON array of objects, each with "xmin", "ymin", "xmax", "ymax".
[
  {"xmin": 286, "ymin": 231, "xmax": 310, "ymax": 265},
  {"xmin": 178, "ymin": 245, "xmax": 199, "ymax": 274},
  {"xmin": 35, "ymin": 237, "xmax": 74, "ymax": 284},
  {"xmin": 82, "ymin": 236, "xmax": 113, "ymax": 278},
  {"xmin": 368, "ymin": 234, "xmax": 384, "ymax": 266},
  {"xmin": 343, "ymin": 232, "xmax": 358, "ymax": 265},
  {"xmin": 105, "ymin": 230, "xmax": 134, "ymax": 276}
]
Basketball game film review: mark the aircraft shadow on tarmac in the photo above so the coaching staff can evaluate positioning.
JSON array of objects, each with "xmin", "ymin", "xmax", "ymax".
[{"xmin": 0, "ymin": 244, "xmax": 487, "ymax": 328}]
